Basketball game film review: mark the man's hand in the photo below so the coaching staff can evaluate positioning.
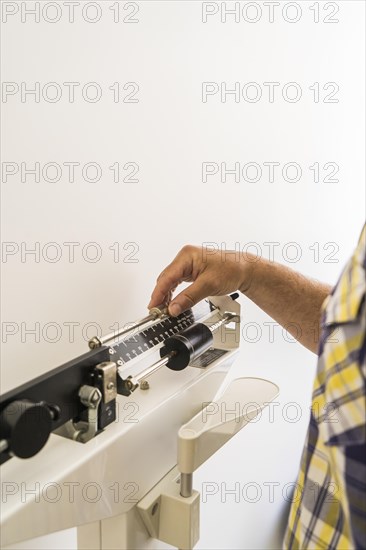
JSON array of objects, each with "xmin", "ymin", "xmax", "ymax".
[
  {"xmin": 148, "ymin": 244, "xmax": 332, "ymax": 354},
  {"xmin": 148, "ymin": 245, "xmax": 254, "ymax": 317}
]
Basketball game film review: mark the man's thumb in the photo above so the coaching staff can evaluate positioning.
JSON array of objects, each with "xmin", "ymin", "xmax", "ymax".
[{"xmin": 168, "ymin": 279, "xmax": 209, "ymax": 317}]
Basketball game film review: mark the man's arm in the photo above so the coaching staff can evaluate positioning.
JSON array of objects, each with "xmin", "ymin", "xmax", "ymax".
[
  {"xmin": 148, "ymin": 245, "xmax": 332, "ymax": 354},
  {"xmin": 244, "ymin": 256, "xmax": 331, "ymax": 353}
]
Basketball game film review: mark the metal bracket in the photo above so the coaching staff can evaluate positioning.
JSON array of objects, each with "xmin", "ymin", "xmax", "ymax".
[
  {"xmin": 94, "ymin": 362, "xmax": 117, "ymax": 403},
  {"xmin": 74, "ymin": 385, "xmax": 102, "ymax": 442},
  {"xmin": 137, "ymin": 466, "xmax": 200, "ymax": 550},
  {"xmin": 55, "ymin": 361, "xmax": 118, "ymax": 442},
  {"xmin": 207, "ymin": 295, "xmax": 241, "ymax": 351},
  {"xmin": 55, "ymin": 385, "xmax": 102, "ymax": 443}
]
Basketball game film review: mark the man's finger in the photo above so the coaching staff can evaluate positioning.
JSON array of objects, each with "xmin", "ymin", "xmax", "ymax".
[{"xmin": 148, "ymin": 263, "xmax": 188, "ymax": 309}]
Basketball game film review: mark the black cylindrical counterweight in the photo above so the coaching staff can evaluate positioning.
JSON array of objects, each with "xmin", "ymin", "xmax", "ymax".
[{"xmin": 160, "ymin": 323, "xmax": 213, "ymax": 371}]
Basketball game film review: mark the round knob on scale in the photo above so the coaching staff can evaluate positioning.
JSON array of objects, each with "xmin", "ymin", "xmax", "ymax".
[{"xmin": 0, "ymin": 400, "xmax": 53, "ymax": 459}]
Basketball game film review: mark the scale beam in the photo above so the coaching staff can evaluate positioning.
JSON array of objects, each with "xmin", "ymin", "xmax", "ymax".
[{"xmin": 0, "ymin": 295, "xmax": 240, "ymax": 465}]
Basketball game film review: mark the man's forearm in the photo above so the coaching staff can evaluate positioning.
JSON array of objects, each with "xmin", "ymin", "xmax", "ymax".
[{"xmin": 242, "ymin": 255, "xmax": 332, "ymax": 354}]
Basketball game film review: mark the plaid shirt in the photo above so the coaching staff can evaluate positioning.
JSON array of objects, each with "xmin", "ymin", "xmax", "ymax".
[{"xmin": 284, "ymin": 225, "xmax": 366, "ymax": 549}]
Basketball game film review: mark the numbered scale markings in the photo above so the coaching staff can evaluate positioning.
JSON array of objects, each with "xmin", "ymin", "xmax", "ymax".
[{"xmin": 111, "ymin": 302, "xmax": 211, "ymax": 364}]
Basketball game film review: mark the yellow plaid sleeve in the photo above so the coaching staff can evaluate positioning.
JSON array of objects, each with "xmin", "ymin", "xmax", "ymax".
[{"xmin": 284, "ymin": 225, "xmax": 366, "ymax": 550}]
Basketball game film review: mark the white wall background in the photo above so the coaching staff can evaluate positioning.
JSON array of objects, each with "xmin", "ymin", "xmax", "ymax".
[{"xmin": 1, "ymin": 1, "xmax": 365, "ymax": 548}]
